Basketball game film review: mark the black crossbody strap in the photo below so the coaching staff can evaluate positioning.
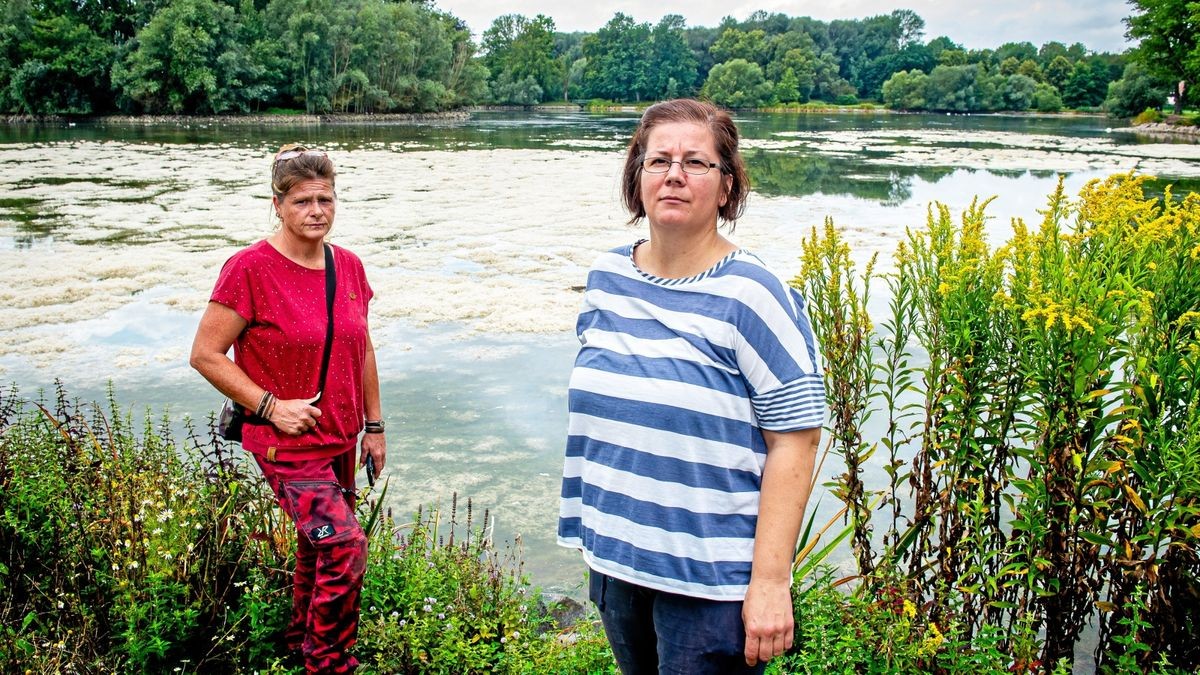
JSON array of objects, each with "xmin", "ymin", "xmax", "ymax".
[{"xmin": 313, "ymin": 243, "xmax": 336, "ymax": 404}]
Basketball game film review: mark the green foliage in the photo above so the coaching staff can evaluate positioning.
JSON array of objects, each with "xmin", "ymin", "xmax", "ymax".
[
  {"xmin": 1133, "ymin": 107, "xmax": 1165, "ymax": 124},
  {"xmin": 1000, "ymin": 73, "xmax": 1038, "ymax": 111},
  {"xmin": 710, "ymin": 27, "xmax": 770, "ymax": 69},
  {"xmin": 482, "ymin": 14, "xmax": 561, "ymax": 105},
  {"xmin": 4, "ymin": 13, "xmax": 113, "ymax": 114},
  {"xmin": 490, "ymin": 72, "xmax": 543, "ymax": 106},
  {"xmin": 925, "ymin": 63, "xmax": 985, "ymax": 111},
  {"xmin": 0, "ymin": 385, "xmax": 618, "ymax": 672},
  {"xmin": 357, "ymin": 497, "xmax": 614, "ymax": 673},
  {"xmin": 701, "ymin": 58, "xmax": 774, "ymax": 108},
  {"xmin": 0, "ymin": 383, "xmax": 288, "ymax": 671},
  {"xmin": 580, "ymin": 13, "xmax": 653, "ymax": 102},
  {"xmin": 0, "ymin": 3, "xmax": 1133, "ymax": 111},
  {"xmin": 647, "ymin": 15, "xmax": 698, "ymax": 101},
  {"xmin": 1033, "ymin": 82, "xmax": 1064, "ymax": 112},
  {"xmin": 796, "ymin": 174, "xmax": 1200, "ymax": 670},
  {"xmin": 881, "ymin": 69, "xmax": 927, "ymax": 109},
  {"xmin": 1106, "ymin": 61, "xmax": 1170, "ymax": 118},
  {"xmin": 882, "ymin": 64, "xmax": 1066, "ymax": 112},
  {"xmin": 112, "ymin": 0, "xmax": 275, "ymax": 114},
  {"xmin": 1126, "ymin": 0, "xmax": 1200, "ymax": 114},
  {"xmin": 1062, "ymin": 58, "xmax": 1117, "ymax": 109}
]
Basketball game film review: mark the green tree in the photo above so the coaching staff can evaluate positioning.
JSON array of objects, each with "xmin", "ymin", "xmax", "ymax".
[
  {"xmin": 1038, "ymin": 40, "xmax": 1069, "ymax": 64},
  {"xmin": 1017, "ymin": 58, "xmax": 1043, "ymax": 82},
  {"xmin": 702, "ymin": 58, "xmax": 773, "ymax": 107},
  {"xmin": 490, "ymin": 71, "xmax": 541, "ymax": 105},
  {"xmin": 710, "ymin": 27, "xmax": 770, "ymax": 68},
  {"xmin": 774, "ymin": 67, "xmax": 801, "ymax": 103},
  {"xmin": 647, "ymin": 15, "xmax": 698, "ymax": 99},
  {"xmin": 263, "ymin": 0, "xmax": 479, "ymax": 114},
  {"xmin": 881, "ymin": 68, "xmax": 928, "ymax": 109},
  {"xmin": 482, "ymin": 14, "xmax": 561, "ymax": 103},
  {"xmin": 938, "ymin": 48, "xmax": 967, "ymax": 66},
  {"xmin": 581, "ymin": 13, "xmax": 652, "ymax": 101},
  {"xmin": 1033, "ymin": 81, "xmax": 1063, "ymax": 112},
  {"xmin": 1044, "ymin": 54, "xmax": 1074, "ymax": 91},
  {"xmin": 1104, "ymin": 61, "xmax": 1169, "ymax": 117},
  {"xmin": 925, "ymin": 63, "xmax": 984, "ymax": 111},
  {"xmin": 1000, "ymin": 73, "xmax": 1037, "ymax": 110},
  {"xmin": 1062, "ymin": 57, "xmax": 1114, "ymax": 108},
  {"xmin": 767, "ymin": 46, "xmax": 818, "ymax": 103},
  {"xmin": 858, "ymin": 42, "xmax": 933, "ymax": 100},
  {"xmin": 994, "ymin": 40, "xmax": 1038, "ymax": 64},
  {"xmin": 811, "ymin": 51, "xmax": 855, "ymax": 102},
  {"xmin": 926, "ymin": 35, "xmax": 959, "ymax": 61},
  {"xmin": 113, "ymin": 0, "xmax": 274, "ymax": 113},
  {"xmin": 1126, "ymin": 0, "xmax": 1200, "ymax": 114},
  {"xmin": 4, "ymin": 12, "xmax": 113, "ymax": 114}
]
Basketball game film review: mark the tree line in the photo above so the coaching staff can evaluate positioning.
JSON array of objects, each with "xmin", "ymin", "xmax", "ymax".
[
  {"xmin": 0, "ymin": 0, "xmax": 1192, "ymax": 116},
  {"xmin": 0, "ymin": 0, "xmax": 487, "ymax": 115}
]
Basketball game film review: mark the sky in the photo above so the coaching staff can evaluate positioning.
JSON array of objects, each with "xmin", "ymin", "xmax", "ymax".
[{"xmin": 432, "ymin": 0, "xmax": 1134, "ymax": 54}]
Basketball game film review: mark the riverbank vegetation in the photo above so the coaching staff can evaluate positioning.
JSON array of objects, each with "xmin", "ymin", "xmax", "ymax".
[
  {"xmin": 791, "ymin": 172, "xmax": 1200, "ymax": 671},
  {"xmin": 0, "ymin": 384, "xmax": 613, "ymax": 673},
  {"xmin": 1, "ymin": 1, "xmax": 1187, "ymax": 117}
]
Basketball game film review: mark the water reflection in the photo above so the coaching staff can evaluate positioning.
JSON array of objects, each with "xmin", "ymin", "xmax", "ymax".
[{"xmin": 744, "ymin": 149, "xmax": 956, "ymax": 203}]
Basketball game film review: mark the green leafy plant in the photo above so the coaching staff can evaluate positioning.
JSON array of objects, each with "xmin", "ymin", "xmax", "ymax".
[{"xmin": 794, "ymin": 174, "xmax": 1200, "ymax": 670}]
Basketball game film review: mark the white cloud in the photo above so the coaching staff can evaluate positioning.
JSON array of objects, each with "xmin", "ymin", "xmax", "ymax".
[{"xmin": 434, "ymin": 0, "xmax": 1132, "ymax": 53}]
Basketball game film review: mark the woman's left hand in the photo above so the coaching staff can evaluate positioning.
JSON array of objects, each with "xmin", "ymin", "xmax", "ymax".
[
  {"xmin": 360, "ymin": 432, "xmax": 386, "ymax": 480},
  {"xmin": 742, "ymin": 577, "xmax": 794, "ymax": 666}
]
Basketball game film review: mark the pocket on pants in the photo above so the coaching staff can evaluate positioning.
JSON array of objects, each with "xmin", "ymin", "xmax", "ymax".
[
  {"xmin": 281, "ymin": 480, "xmax": 361, "ymax": 548},
  {"xmin": 588, "ymin": 570, "xmax": 608, "ymax": 611}
]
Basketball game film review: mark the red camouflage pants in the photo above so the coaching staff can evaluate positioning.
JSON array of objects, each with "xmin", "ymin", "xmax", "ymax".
[{"xmin": 255, "ymin": 449, "xmax": 366, "ymax": 674}]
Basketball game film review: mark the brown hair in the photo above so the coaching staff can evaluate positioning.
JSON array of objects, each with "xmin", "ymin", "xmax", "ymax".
[
  {"xmin": 271, "ymin": 143, "xmax": 336, "ymax": 199},
  {"xmin": 620, "ymin": 99, "xmax": 749, "ymax": 227}
]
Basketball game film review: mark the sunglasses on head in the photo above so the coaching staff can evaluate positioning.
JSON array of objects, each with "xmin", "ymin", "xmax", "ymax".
[{"xmin": 275, "ymin": 149, "xmax": 328, "ymax": 162}]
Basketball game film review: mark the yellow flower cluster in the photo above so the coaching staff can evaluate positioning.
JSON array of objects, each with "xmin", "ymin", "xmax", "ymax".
[
  {"xmin": 1021, "ymin": 300, "xmax": 1096, "ymax": 335},
  {"xmin": 918, "ymin": 621, "xmax": 944, "ymax": 657}
]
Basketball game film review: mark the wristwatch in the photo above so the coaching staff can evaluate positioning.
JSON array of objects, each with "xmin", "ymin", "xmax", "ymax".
[{"xmin": 364, "ymin": 419, "xmax": 385, "ymax": 434}]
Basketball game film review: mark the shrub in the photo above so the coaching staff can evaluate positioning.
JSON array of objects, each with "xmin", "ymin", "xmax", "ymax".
[
  {"xmin": 0, "ymin": 384, "xmax": 617, "ymax": 673},
  {"xmin": 1133, "ymin": 107, "xmax": 1164, "ymax": 125},
  {"xmin": 796, "ymin": 174, "xmax": 1200, "ymax": 671}
]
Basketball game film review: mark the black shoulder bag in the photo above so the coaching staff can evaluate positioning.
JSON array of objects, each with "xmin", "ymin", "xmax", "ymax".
[{"xmin": 218, "ymin": 244, "xmax": 337, "ymax": 441}]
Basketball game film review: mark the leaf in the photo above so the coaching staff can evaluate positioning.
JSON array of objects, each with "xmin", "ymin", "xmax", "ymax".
[
  {"xmin": 1095, "ymin": 601, "xmax": 1118, "ymax": 612},
  {"xmin": 1123, "ymin": 484, "xmax": 1147, "ymax": 513},
  {"xmin": 1079, "ymin": 531, "xmax": 1114, "ymax": 548}
]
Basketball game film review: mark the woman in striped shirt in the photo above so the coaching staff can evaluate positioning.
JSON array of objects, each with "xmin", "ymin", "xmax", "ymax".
[{"xmin": 558, "ymin": 99, "xmax": 826, "ymax": 674}]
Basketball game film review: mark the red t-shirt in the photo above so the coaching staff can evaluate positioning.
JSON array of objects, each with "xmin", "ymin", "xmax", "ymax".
[{"xmin": 211, "ymin": 240, "xmax": 374, "ymax": 460}]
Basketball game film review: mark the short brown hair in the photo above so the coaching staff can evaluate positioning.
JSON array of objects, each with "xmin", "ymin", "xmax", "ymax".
[
  {"xmin": 271, "ymin": 143, "xmax": 336, "ymax": 199},
  {"xmin": 620, "ymin": 99, "xmax": 749, "ymax": 227}
]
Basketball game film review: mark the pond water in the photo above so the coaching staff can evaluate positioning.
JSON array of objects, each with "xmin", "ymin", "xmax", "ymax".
[{"xmin": 2, "ymin": 111, "xmax": 1199, "ymax": 597}]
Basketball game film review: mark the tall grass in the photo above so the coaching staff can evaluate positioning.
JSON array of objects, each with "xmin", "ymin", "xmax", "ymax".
[
  {"xmin": 0, "ymin": 383, "xmax": 613, "ymax": 673},
  {"xmin": 792, "ymin": 173, "xmax": 1200, "ymax": 671}
]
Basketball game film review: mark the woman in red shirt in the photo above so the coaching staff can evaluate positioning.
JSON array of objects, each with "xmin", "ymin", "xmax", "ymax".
[{"xmin": 191, "ymin": 144, "xmax": 385, "ymax": 673}]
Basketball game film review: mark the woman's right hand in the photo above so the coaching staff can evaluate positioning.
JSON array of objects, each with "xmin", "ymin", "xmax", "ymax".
[{"xmin": 269, "ymin": 399, "xmax": 323, "ymax": 436}]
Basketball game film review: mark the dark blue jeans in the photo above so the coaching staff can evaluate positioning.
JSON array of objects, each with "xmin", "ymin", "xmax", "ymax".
[{"xmin": 589, "ymin": 571, "xmax": 768, "ymax": 675}]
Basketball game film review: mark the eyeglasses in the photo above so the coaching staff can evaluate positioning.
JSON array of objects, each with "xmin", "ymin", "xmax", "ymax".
[
  {"xmin": 640, "ymin": 156, "xmax": 721, "ymax": 176},
  {"xmin": 275, "ymin": 149, "xmax": 328, "ymax": 163}
]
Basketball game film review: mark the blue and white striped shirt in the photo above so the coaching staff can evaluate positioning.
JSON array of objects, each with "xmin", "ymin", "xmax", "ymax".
[{"xmin": 557, "ymin": 242, "xmax": 826, "ymax": 600}]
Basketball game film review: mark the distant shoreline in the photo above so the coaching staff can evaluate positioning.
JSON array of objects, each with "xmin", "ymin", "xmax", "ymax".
[
  {"xmin": 0, "ymin": 111, "xmax": 472, "ymax": 125},
  {"xmin": 0, "ymin": 106, "xmax": 1126, "ymax": 126}
]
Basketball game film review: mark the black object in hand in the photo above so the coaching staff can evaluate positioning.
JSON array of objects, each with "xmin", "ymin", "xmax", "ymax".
[{"xmin": 365, "ymin": 454, "xmax": 376, "ymax": 487}]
